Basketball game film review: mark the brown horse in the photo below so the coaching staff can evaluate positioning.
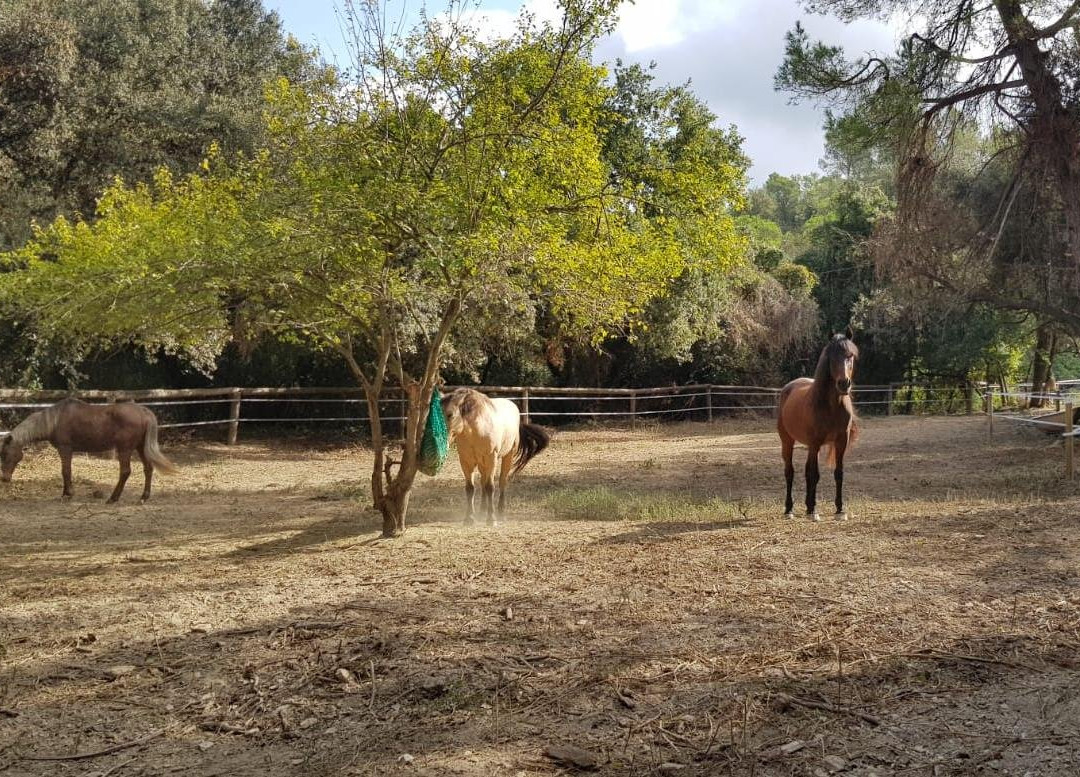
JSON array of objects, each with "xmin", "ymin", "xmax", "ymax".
[
  {"xmin": 1, "ymin": 398, "xmax": 177, "ymax": 502},
  {"xmin": 442, "ymin": 388, "xmax": 549, "ymax": 526},
  {"xmin": 777, "ymin": 331, "xmax": 859, "ymax": 521}
]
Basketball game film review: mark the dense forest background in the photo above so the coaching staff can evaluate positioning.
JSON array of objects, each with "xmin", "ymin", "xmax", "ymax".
[{"xmin": 3, "ymin": 0, "xmax": 1077, "ymax": 396}]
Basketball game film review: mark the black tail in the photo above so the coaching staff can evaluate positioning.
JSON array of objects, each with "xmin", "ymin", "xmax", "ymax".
[{"xmin": 512, "ymin": 422, "xmax": 550, "ymax": 476}]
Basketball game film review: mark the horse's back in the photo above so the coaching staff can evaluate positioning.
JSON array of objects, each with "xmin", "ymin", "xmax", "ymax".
[
  {"xmin": 480, "ymin": 398, "xmax": 521, "ymax": 456},
  {"xmin": 51, "ymin": 399, "xmax": 152, "ymax": 451},
  {"xmin": 449, "ymin": 392, "xmax": 520, "ymax": 465}
]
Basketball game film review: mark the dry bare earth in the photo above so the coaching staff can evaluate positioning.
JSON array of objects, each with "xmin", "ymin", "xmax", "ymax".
[{"xmin": 2, "ymin": 415, "xmax": 1080, "ymax": 777}]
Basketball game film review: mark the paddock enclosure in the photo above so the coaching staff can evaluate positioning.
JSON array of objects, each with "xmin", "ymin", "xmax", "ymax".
[{"xmin": 2, "ymin": 415, "xmax": 1080, "ymax": 776}]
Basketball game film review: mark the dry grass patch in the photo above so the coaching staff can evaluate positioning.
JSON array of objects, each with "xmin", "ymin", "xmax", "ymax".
[{"xmin": 1, "ymin": 415, "xmax": 1079, "ymax": 776}]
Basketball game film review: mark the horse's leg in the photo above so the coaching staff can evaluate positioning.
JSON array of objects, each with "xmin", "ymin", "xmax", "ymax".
[
  {"xmin": 108, "ymin": 448, "xmax": 132, "ymax": 503},
  {"xmin": 780, "ymin": 430, "xmax": 795, "ymax": 518},
  {"xmin": 805, "ymin": 444, "xmax": 821, "ymax": 521},
  {"xmin": 462, "ymin": 466, "xmax": 476, "ymax": 526},
  {"xmin": 138, "ymin": 445, "xmax": 154, "ymax": 502},
  {"xmin": 59, "ymin": 446, "xmax": 73, "ymax": 500},
  {"xmin": 479, "ymin": 459, "xmax": 496, "ymax": 527},
  {"xmin": 833, "ymin": 437, "xmax": 848, "ymax": 521},
  {"xmin": 497, "ymin": 451, "xmax": 514, "ymax": 520}
]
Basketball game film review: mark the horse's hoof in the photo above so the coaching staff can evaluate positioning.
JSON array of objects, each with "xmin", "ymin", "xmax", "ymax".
[
  {"xmin": 783, "ymin": 511, "xmax": 795, "ymax": 520},
  {"xmin": 488, "ymin": 519, "xmax": 499, "ymax": 528},
  {"xmin": 807, "ymin": 512, "xmax": 821, "ymax": 522},
  {"xmin": 835, "ymin": 512, "xmax": 848, "ymax": 521}
]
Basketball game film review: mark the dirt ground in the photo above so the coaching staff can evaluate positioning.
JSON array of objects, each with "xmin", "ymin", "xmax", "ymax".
[{"xmin": 2, "ymin": 414, "xmax": 1080, "ymax": 776}]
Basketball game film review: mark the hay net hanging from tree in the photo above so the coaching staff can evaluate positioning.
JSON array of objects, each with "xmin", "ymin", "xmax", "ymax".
[{"xmin": 419, "ymin": 388, "xmax": 449, "ymax": 476}]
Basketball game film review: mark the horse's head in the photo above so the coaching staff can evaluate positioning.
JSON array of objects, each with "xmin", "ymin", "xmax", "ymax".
[
  {"xmin": 441, "ymin": 389, "xmax": 468, "ymax": 442},
  {"xmin": 0, "ymin": 434, "xmax": 22, "ymax": 482},
  {"xmin": 821, "ymin": 328, "xmax": 859, "ymax": 398}
]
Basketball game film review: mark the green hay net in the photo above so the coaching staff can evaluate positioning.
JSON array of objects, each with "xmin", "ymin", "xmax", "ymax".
[{"xmin": 418, "ymin": 388, "xmax": 449, "ymax": 476}]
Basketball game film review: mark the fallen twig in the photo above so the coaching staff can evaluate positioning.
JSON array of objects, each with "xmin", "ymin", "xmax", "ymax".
[
  {"xmin": 198, "ymin": 721, "xmax": 259, "ymax": 736},
  {"xmin": 19, "ymin": 727, "xmax": 169, "ymax": 761},
  {"xmin": 777, "ymin": 693, "xmax": 881, "ymax": 727},
  {"xmin": 900, "ymin": 648, "xmax": 1042, "ymax": 672}
]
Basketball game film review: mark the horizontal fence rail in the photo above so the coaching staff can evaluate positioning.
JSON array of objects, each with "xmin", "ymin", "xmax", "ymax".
[
  {"xmin": 986, "ymin": 388, "xmax": 1076, "ymax": 479},
  {"xmin": 0, "ymin": 381, "xmax": 1007, "ymax": 439},
  {"xmin": 3, "ymin": 381, "xmax": 1074, "ymax": 479}
]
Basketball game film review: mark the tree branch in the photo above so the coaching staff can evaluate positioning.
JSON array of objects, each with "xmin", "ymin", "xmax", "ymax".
[
  {"xmin": 1035, "ymin": 1, "xmax": 1080, "ymax": 39},
  {"xmin": 922, "ymin": 79, "xmax": 1026, "ymax": 115},
  {"xmin": 909, "ymin": 32, "xmax": 1011, "ymax": 65}
]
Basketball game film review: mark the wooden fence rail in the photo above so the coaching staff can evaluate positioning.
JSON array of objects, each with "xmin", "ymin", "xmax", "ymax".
[{"xmin": 0, "ymin": 382, "xmax": 978, "ymax": 444}]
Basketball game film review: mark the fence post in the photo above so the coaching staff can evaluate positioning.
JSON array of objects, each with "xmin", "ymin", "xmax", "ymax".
[
  {"xmin": 886, "ymin": 383, "xmax": 894, "ymax": 416},
  {"xmin": 1066, "ymin": 401, "xmax": 1074, "ymax": 481},
  {"xmin": 629, "ymin": 390, "xmax": 637, "ymax": 429},
  {"xmin": 522, "ymin": 387, "xmax": 530, "ymax": 424},
  {"xmin": 986, "ymin": 390, "xmax": 994, "ymax": 438},
  {"xmin": 706, "ymin": 385, "xmax": 713, "ymax": 423},
  {"xmin": 966, "ymin": 384, "xmax": 974, "ymax": 415},
  {"xmin": 227, "ymin": 388, "xmax": 242, "ymax": 445}
]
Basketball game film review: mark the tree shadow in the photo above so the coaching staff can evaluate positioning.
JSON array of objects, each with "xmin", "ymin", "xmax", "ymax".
[{"xmin": 6, "ymin": 584, "xmax": 1077, "ymax": 777}]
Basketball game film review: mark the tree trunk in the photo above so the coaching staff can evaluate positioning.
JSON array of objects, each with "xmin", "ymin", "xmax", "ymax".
[
  {"xmin": 380, "ymin": 487, "xmax": 411, "ymax": 537},
  {"xmin": 995, "ymin": 1, "xmax": 1080, "ymax": 294},
  {"xmin": 361, "ymin": 297, "xmax": 461, "ymax": 539},
  {"xmin": 1030, "ymin": 321, "xmax": 1054, "ymax": 408}
]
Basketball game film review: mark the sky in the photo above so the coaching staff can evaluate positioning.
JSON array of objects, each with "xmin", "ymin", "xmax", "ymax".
[{"xmin": 265, "ymin": 0, "xmax": 900, "ymax": 184}]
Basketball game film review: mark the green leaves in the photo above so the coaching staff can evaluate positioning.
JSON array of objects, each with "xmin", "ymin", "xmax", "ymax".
[{"xmin": 0, "ymin": 0, "xmax": 757, "ymax": 393}]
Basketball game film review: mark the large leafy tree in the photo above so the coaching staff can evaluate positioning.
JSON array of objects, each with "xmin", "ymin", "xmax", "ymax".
[
  {"xmin": 0, "ymin": 0, "xmax": 747, "ymax": 536},
  {"xmin": 0, "ymin": 0, "xmax": 311, "ymax": 251},
  {"xmin": 778, "ymin": 1, "xmax": 1080, "ymax": 334},
  {"xmin": 546, "ymin": 62, "xmax": 800, "ymax": 387}
]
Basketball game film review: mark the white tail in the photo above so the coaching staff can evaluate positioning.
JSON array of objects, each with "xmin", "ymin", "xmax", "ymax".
[{"xmin": 143, "ymin": 414, "xmax": 177, "ymax": 474}]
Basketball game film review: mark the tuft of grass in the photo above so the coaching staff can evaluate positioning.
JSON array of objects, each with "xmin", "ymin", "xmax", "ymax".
[{"xmin": 544, "ymin": 486, "xmax": 752, "ymax": 523}]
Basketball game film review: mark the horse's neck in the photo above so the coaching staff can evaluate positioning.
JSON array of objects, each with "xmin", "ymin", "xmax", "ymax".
[
  {"xmin": 12, "ymin": 410, "xmax": 54, "ymax": 446},
  {"xmin": 811, "ymin": 380, "xmax": 850, "ymax": 414}
]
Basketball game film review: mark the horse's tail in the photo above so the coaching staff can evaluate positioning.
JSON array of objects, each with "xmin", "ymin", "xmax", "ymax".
[
  {"xmin": 143, "ymin": 413, "xmax": 178, "ymax": 474},
  {"xmin": 512, "ymin": 422, "xmax": 550, "ymax": 476}
]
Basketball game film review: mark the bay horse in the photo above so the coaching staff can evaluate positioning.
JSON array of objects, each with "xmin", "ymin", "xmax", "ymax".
[
  {"xmin": 442, "ymin": 388, "xmax": 550, "ymax": 526},
  {"xmin": 1, "ymin": 398, "xmax": 177, "ymax": 502},
  {"xmin": 777, "ymin": 330, "xmax": 859, "ymax": 521}
]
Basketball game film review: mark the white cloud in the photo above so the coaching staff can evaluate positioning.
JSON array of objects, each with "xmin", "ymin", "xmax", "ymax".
[
  {"xmin": 593, "ymin": 0, "xmax": 902, "ymax": 182},
  {"xmin": 614, "ymin": 0, "xmax": 740, "ymax": 53}
]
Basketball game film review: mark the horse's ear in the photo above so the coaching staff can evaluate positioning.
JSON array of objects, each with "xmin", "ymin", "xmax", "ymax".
[{"xmin": 845, "ymin": 325, "xmax": 855, "ymax": 341}]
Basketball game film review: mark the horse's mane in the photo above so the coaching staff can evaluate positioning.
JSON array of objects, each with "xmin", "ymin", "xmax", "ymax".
[
  {"xmin": 10, "ymin": 402, "xmax": 65, "ymax": 446},
  {"xmin": 448, "ymin": 388, "xmax": 495, "ymax": 421},
  {"xmin": 813, "ymin": 334, "xmax": 859, "ymax": 385}
]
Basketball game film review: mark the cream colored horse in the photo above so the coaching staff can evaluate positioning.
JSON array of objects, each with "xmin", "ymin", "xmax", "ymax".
[{"xmin": 442, "ymin": 388, "xmax": 549, "ymax": 526}]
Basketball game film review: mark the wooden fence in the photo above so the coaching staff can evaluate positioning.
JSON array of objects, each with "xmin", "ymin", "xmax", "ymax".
[{"xmin": 0, "ymin": 382, "xmax": 985, "ymax": 443}]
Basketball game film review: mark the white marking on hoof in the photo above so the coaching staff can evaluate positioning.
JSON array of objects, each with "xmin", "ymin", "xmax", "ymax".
[
  {"xmin": 807, "ymin": 512, "xmax": 821, "ymax": 522},
  {"xmin": 784, "ymin": 511, "xmax": 795, "ymax": 520},
  {"xmin": 835, "ymin": 512, "xmax": 848, "ymax": 522}
]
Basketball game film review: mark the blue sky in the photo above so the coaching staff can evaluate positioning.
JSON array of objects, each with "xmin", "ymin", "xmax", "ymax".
[{"xmin": 264, "ymin": 0, "xmax": 898, "ymax": 184}]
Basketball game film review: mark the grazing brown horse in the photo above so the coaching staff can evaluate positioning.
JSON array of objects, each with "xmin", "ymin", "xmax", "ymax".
[
  {"xmin": 1, "ymin": 398, "xmax": 177, "ymax": 502},
  {"xmin": 442, "ymin": 388, "xmax": 549, "ymax": 526},
  {"xmin": 777, "ymin": 330, "xmax": 859, "ymax": 521}
]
